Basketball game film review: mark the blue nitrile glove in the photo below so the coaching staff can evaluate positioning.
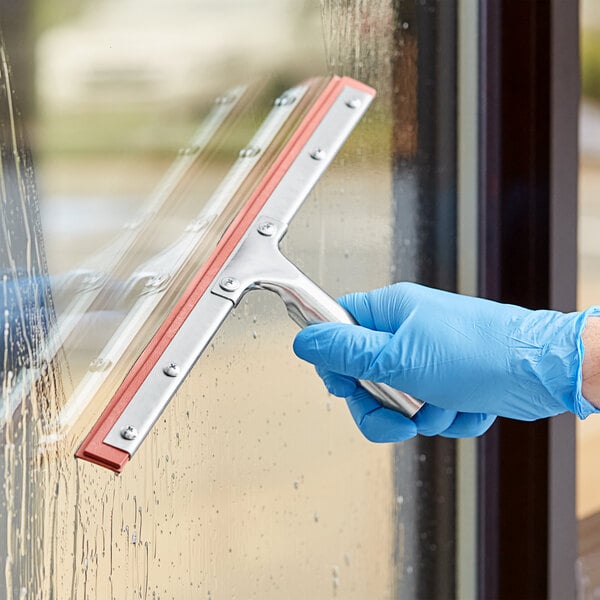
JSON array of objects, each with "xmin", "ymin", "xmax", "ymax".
[{"xmin": 293, "ymin": 283, "xmax": 600, "ymax": 442}]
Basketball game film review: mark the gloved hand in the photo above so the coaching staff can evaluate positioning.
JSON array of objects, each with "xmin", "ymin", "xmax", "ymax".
[{"xmin": 293, "ymin": 282, "xmax": 600, "ymax": 442}]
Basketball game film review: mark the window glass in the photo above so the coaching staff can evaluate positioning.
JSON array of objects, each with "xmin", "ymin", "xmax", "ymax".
[{"xmin": 0, "ymin": 1, "xmax": 461, "ymax": 597}]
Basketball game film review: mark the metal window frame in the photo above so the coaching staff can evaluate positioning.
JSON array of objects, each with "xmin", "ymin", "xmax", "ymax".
[
  {"xmin": 391, "ymin": 2, "xmax": 459, "ymax": 598},
  {"xmin": 477, "ymin": 1, "xmax": 579, "ymax": 598}
]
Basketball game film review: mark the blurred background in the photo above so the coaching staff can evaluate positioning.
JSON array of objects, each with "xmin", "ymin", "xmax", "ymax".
[
  {"xmin": 577, "ymin": 0, "xmax": 600, "ymax": 592},
  {"xmin": 29, "ymin": 0, "xmax": 324, "ymax": 272}
]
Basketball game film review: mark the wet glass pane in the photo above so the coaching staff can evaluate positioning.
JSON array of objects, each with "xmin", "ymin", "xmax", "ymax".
[{"xmin": 0, "ymin": 1, "xmax": 461, "ymax": 597}]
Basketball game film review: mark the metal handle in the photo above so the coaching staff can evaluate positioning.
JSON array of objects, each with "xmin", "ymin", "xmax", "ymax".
[{"xmin": 255, "ymin": 261, "xmax": 424, "ymax": 418}]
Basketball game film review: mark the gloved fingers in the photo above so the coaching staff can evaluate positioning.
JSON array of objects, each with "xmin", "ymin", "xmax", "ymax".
[
  {"xmin": 314, "ymin": 365, "xmax": 358, "ymax": 398},
  {"xmin": 439, "ymin": 412, "xmax": 497, "ymax": 438},
  {"xmin": 338, "ymin": 282, "xmax": 419, "ymax": 332},
  {"xmin": 346, "ymin": 388, "xmax": 418, "ymax": 442},
  {"xmin": 337, "ymin": 291, "xmax": 381, "ymax": 330},
  {"xmin": 412, "ymin": 403, "xmax": 458, "ymax": 436},
  {"xmin": 293, "ymin": 322, "xmax": 393, "ymax": 382}
]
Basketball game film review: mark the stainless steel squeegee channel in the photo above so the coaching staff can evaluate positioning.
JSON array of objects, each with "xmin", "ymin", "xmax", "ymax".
[{"xmin": 3, "ymin": 87, "xmax": 247, "ymax": 428}]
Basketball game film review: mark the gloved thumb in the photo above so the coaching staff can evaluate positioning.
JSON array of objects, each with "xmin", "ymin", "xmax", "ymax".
[{"xmin": 293, "ymin": 322, "xmax": 393, "ymax": 382}]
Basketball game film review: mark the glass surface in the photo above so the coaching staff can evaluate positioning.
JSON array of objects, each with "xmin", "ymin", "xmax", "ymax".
[{"xmin": 0, "ymin": 1, "xmax": 462, "ymax": 597}]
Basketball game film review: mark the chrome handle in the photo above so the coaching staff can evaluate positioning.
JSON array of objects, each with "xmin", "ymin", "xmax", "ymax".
[{"xmin": 256, "ymin": 264, "xmax": 424, "ymax": 418}]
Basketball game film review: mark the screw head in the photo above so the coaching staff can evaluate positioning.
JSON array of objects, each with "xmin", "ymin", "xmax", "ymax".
[
  {"xmin": 239, "ymin": 146, "xmax": 261, "ymax": 158},
  {"xmin": 219, "ymin": 277, "xmax": 240, "ymax": 292},
  {"xmin": 215, "ymin": 94, "xmax": 235, "ymax": 105},
  {"xmin": 163, "ymin": 363, "xmax": 180, "ymax": 377},
  {"xmin": 257, "ymin": 222, "xmax": 276, "ymax": 236},
  {"xmin": 123, "ymin": 218, "xmax": 143, "ymax": 231},
  {"xmin": 89, "ymin": 357, "xmax": 112, "ymax": 372},
  {"xmin": 345, "ymin": 97, "xmax": 363, "ymax": 109},
  {"xmin": 178, "ymin": 145, "xmax": 200, "ymax": 156},
  {"xmin": 82, "ymin": 272, "xmax": 104, "ymax": 289},
  {"xmin": 185, "ymin": 217, "xmax": 210, "ymax": 232},
  {"xmin": 121, "ymin": 426, "xmax": 138, "ymax": 441},
  {"xmin": 144, "ymin": 274, "xmax": 169, "ymax": 293},
  {"xmin": 274, "ymin": 94, "xmax": 296, "ymax": 106},
  {"xmin": 310, "ymin": 148, "xmax": 326, "ymax": 161}
]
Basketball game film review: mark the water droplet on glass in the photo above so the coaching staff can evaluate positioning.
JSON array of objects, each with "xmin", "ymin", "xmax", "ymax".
[
  {"xmin": 332, "ymin": 565, "xmax": 340, "ymax": 590},
  {"xmin": 419, "ymin": 453, "xmax": 427, "ymax": 462}
]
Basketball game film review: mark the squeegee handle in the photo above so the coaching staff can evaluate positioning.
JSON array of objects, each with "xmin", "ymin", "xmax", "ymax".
[{"xmin": 256, "ymin": 267, "xmax": 424, "ymax": 418}]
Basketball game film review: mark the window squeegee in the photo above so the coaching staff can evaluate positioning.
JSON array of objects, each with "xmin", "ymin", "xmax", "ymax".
[{"xmin": 74, "ymin": 76, "xmax": 423, "ymax": 472}]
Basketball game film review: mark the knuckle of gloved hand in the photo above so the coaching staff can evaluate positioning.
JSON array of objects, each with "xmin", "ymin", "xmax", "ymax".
[
  {"xmin": 446, "ymin": 413, "xmax": 496, "ymax": 438},
  {"xmin": 390, "ymin": 281, "xmax": 414, "ymax": 294},
  {"xmin": 415, "ymin": 407, "xmax": 457, "ymax": 436},
  {"xmin": 388, "ymin": 281, "xmax": 422, "ymax": 303}
]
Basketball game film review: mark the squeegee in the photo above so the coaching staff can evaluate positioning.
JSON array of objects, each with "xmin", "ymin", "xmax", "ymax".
[{"xmin": 73, "ymin": 76, "xmax": 423, "ymax": 472}]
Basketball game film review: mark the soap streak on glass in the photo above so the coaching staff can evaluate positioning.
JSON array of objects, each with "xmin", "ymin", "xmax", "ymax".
[{"xmin": 0, "ymin": 32, "xmax": 65, "ymax": 599}]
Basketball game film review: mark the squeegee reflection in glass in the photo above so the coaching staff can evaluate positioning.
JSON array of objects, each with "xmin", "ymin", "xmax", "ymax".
[
  {"xmin": 3, "ymin": 84, "xmax": 261, "ymax": 425},
  {"xmin": 49, "ymin": 80, "xmax": 310, "ymax": 435}
]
